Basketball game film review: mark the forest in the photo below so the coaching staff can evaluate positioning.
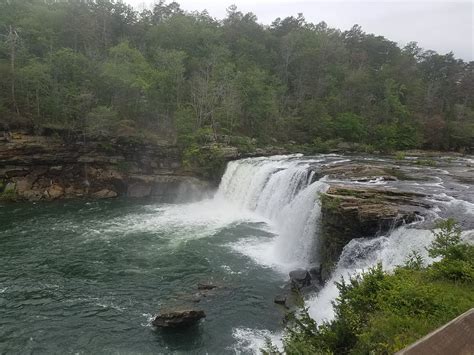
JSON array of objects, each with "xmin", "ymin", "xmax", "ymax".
[{"xmin": 1, "ymin": 0, "xmax": 473, "ymax": 152}]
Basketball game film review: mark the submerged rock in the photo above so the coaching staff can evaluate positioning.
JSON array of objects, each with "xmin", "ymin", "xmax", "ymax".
[
  {"xmin": 190, "ymin": 293, "xmax": 202, "ymax": 303},
  {"xmin": 152, "ymin": 310, "xmax": 206, "ymax": 328},
  {"xmin": 197, "ymin": 283, "xmax": 217, "ymax": 290}
]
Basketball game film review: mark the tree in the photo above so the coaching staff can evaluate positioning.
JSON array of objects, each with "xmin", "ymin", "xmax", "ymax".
[{"xmin": 2, "ymin": 25, "xmax": 20, "ymax": 115}]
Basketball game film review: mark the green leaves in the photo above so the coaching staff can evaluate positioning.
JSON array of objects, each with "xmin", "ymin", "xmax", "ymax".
[
  {"xmin": 0, "ymin": 0, "xmax": 472, "ymax": 151},
  {"xmin": 428, "ymin": 218, "xmax": 462, "ymax": 259},
  {"xmin": 103, "ymin": 41, "xmax": 154, "ymax": 92},
  {"xmin": 274, "ymin": 219, "xmax": 474, "ymax": 354}
]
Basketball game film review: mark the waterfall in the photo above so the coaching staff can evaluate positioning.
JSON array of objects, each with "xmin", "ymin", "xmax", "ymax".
[
  {"xmin": 307, "ymin": 226, "xmax": 436, "ymax": 323},
  {"xmin": 216, "ymin": 156, "xmax": 328, "ymax": 270}
]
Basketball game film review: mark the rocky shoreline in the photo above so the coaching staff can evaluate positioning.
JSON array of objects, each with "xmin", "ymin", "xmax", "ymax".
[
  {"xmin": 0, "ymin": 132, "xmax": 213, "ymax": 202},
  {"xmin": 0, "ymin": 132, "xmax": 294, "ymax": 202}
]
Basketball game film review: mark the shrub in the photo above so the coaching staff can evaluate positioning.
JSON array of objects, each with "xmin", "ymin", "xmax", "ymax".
[
  {"xmin": 268, "ymin": 219, "xmax": 474, "ymax": 354},
  {"xmin": 404, "ymin": 250, "xmax": 424, "ymax": 270},
  {"xmin": 182, "ymin": 143, "xmax": 227, "ymax": 181},
  {"xmin": 395, "ymin": 151, "xmax": 406, "ymax": 160},
  {"xmin": 428, "ymin": 218, "xmax": 462, "ymax": 259},
  {"xmin": 415, "ymin": 159, "xmax": 437, "ymax": 167}
]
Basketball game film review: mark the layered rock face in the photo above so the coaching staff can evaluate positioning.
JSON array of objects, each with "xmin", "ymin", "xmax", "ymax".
[
  {"xmin": 0, "ymin": 132, "xmax": 212, "ymax": 201},
  {"xmin": 317, "ymin": 162, "xmax": 433, "ymax": 280}
]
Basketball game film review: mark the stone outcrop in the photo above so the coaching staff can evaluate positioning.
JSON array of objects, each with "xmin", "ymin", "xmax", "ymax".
[
  {"xmin": 152, "ymin": 310, "xmax": 206, "ymax": 328},
  {"xmin": 0, "ymin": 132, "xmax": 212, "ymax": 202},
  {"xmin": 319, "ymin": 185, "xmax": 431, "ymax": 279},
  {"xmin": 274, "ymin": 294, "xmax": 287, "ymax": 306},
  {"xmin": 321, "ymin": 163, "xmax": 399, "ymax": 181},
  {"xmin": 289, "ymin": 269, "xmax": 312, "ymax": 290}
]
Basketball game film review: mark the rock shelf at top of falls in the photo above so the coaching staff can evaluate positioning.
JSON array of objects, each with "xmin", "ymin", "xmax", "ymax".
[{"xmin": 318, "ymin": 185, "xmax": 433, "ymax": 278}]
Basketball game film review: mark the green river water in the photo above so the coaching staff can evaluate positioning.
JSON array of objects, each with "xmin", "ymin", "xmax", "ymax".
[{"xmin": 0, "ymin": 199, "xmax": 285, "ymax": 354}]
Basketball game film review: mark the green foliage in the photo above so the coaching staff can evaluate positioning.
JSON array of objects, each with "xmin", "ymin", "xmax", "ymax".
[
  {"xmin": 427, "ymin": 219, "xmax": 474, "ymax": 282},
  {"xmin": 333, "ymin": 113, "xmax": 367, "ymax": 142},
  {"xmin": 428, "ymin": 218, "xmax": 462, "ymax": 259},
  {"xmin": 415, "ymin": 159, "xmax": 437, "ymax": 167},
  {"xmin": 229, "ymin": 135, "xmax": 256, "ymax": 153},
  {"xmin": 0, "ymin": 182, "xmax": 17, "ymax": 201},
  {"xmin": 269, "ymin": 219, "xmax": 474, "ymax": 354},
  {"xmin": 85, "ymin": 106, "xmax": 119, "ymax": 137},
  {"xmin": 319, "ymin": 194, "xmax": 342, "ymax": 212},
  {"xmin": 310, "ymin": 138, "xmax": 342, "ymax": 154},
  {"xmin": 404, "ymin": 250, "xmax": 424, "ymax": 270},
  {"xmin": 0, "ymin": 0, "xmax": 472, "ymax": 152},
  {"xmin": 182, "ymin": 143, "xmax": 227, "ymax": 181},
  {"xmin": 395, "ymin": 151, "xmax": 406, "ymax": 160}
]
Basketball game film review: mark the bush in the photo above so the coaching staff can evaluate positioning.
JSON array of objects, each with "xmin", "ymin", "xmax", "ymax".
[
  {"xmin": 395, "ymin": 151, "xmax": 406, "ymax": 160},
  {"xmin": 427, "ymin": 219, "xmax": 474, "ymax": 282},
  {"xmin": 229, "ymin": 135, "xmax": 256, "ymax": 153},
  {"xmin": 182, "ymin": 143, "xmax": 227, "ymax": 181},
  {"xmin": 268, "ymin": 219, "xmax": 474, "ymax": 354},
  {"xmin": 428, "ymin": 218, "xmax": 462, "ymax": 259},
  {"xmin": 404, "ymin": 250, "xmax": 424, "ymax": 270}
]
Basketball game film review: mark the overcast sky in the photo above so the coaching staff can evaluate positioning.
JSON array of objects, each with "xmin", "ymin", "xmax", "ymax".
[{"xmin": 124, "ymin": 0, "xmax": 473, "ymax": 61}]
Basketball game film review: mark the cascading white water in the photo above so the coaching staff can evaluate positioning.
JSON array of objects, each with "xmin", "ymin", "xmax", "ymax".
[
  {"xmin": 215, "ymin": 155, "xmax": 474, "ymax": 353},
  {"xmin": 216, "ymin": 156, "xmax": 327, "ymax": 270},
  {"xmin": 307, "ymin": 226, "xmax": 435, "ymax": 322}
]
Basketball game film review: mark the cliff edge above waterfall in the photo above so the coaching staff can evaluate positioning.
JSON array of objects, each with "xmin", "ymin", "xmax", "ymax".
[
  {"xmin": 319, "ymin": 185, "xmax": 432, "ymax": 276},
  {"xmin": 312, "ymin": 158, "xmax": 472, "ymax": 279}
]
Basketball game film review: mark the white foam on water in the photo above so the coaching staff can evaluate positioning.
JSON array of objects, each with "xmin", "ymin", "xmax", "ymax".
[
  {"xmin": 141, "ymin": 313, "xmax": 155, "ymax": 328},
  {"xmin": 81, "ymin": 198, "xmax": 267, "ymax": 246},
  {"xmin": 229, "ymin": 236, "xmax": 291, "ymax": 274},
  {"xmin": 231, "ymin": 327, "xmax": 283, "ymax": 354},
  {"xmin": 218, "ymin": 156, "xmax": 328, "ymax": 272}
]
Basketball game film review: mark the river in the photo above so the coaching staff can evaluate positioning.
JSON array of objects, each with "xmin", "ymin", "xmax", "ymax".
[{"xmin": 1, "ymin": 154, "xmax": 473, "ymax": 354}]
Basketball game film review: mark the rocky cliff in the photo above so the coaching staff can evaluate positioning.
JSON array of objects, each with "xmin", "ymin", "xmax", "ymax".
[
  {"xmin": 313, "ymin": 160, "xmax": 439, "ymax": 280},
  {"xmin": 0, "ymin": 132, "xmax": 212, "ymax": 202}
]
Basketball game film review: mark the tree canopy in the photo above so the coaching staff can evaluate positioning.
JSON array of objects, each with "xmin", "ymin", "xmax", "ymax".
[{"xmin": 1, "ymin": 0, "xmax": 473, "ymax": 151}]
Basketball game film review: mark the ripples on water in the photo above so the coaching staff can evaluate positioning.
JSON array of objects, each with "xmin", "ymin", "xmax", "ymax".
[
  {"xmin": 1, "ymin": 154, "xmax": 473, "ymax": 354},
  {"xmin": 0, "ymin": 199, "xmax": 287, "ymax": 354}
]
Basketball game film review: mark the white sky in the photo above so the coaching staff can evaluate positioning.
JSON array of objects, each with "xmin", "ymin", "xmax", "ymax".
[{"xmin": 124, "ymin": 0, "xmax": 473, "ymax": 60}]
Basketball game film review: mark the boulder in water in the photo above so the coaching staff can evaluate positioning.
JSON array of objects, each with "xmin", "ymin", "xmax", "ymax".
[
  {"xmin": 274, "ymin": 294, "xmax": 287, "ymax": 307},
  {"xmin": 152, "ymin": 309, "xmax": 206, "ymax": 328},
  {"xmin": 289, "ymin": 269, "xmax": 312, "ymax": 290},
  {"xmin": 197, "ymin": 282, "xmax": 217, "ymax": 290},
  {"xmin": 309, "ymin": 266, "xmax": 323, "ymax": 286}
]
